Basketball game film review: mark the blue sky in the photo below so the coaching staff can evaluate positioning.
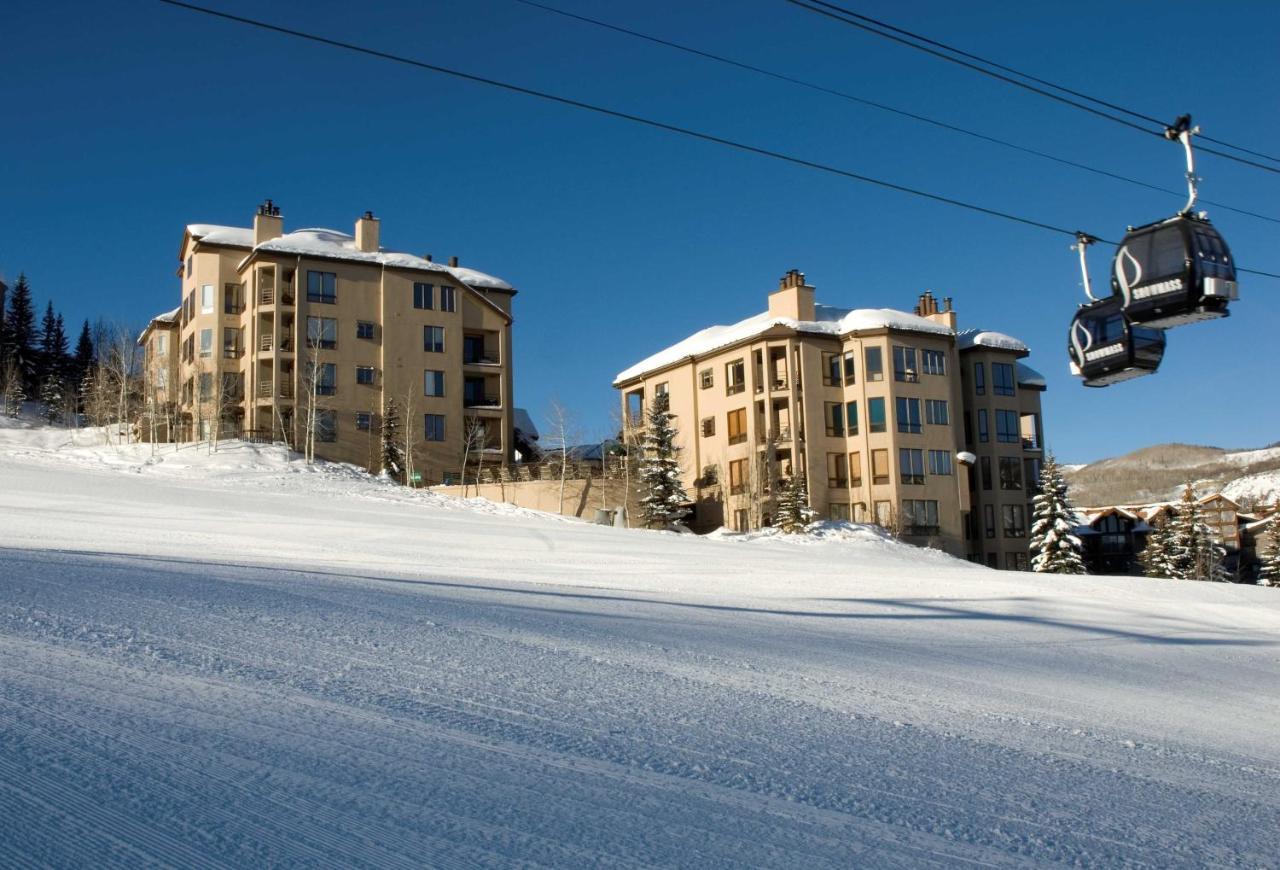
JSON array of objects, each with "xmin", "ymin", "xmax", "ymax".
[{"xmin": 2, "ymin": 0, "xmax": 1276, "ymax": 462}]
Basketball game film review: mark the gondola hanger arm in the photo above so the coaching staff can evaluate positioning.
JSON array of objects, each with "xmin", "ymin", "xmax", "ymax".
[
  {"xmin": 1072, "ymin": 232, "xmax": 1099, "ymax": 301},
  {"xmin": 1165, "ymin": 114, "xmax": 1201, "ymax": 215}
]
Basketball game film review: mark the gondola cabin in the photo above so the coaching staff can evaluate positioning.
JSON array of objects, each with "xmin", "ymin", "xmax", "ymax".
[
  {"xmin": 1068, "ymin": 296, "xmax": 1166, "ymax": 387},
  {"xmin": 1111, "ymin": 214, "xmax": 1237, "ymax": 329}
]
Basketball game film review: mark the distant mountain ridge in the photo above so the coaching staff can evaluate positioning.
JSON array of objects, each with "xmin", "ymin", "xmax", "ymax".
[{"xmin": 1064, "ymin": 442, "xmax": 1280, "ymax": 509}]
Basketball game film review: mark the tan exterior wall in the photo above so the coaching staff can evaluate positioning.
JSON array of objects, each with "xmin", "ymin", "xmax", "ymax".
[
  {"xmin": 164, "ymin": 211, "xmax": 515, "ymax": 484},
  {"xmin": 431, "ymin": 477, "xmax": 634, "ymax": 520}
]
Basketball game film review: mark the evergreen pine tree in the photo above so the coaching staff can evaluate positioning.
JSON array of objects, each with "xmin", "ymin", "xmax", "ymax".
[
  {"xmin": 1029, "ymin": 453, "xmax": 1086, "ymax": 574},
  {"xmin": 637, "ymin": 393, "xmax": 689, "ymax": 529},
  {"xmin": 1166, "ymin": 484, "xmax": 1207, "ymax": 580},
  {"xmin": 39, "ymin": 378, "xmax": 64, "ymax": 424},
  {"xmin": 37, "ymin": 301, "xmax": 59, "ymax": 386},
  {"xmin": 51, "ymin": 313, "xmax": 69, "ymax": 380},
  {"xmin": 776, "ymin": 472, "xmax": 817, "ymax": 533},
  {"xmin": 72, "ymin": 320, "xmax": 95, "ymax": 412},
  {"xmin": 4, "ymin": 274, "xmax": 36, "ymax": 395},
  {"xmin": 0, "ymin": 278, "xmax": 9, "ymax": 366},
  {"xmin": 1138, "ymin": 515, "xmax": 1171, "ymax": 578},
  {"xmin": 381, "ymin": 399, "xmax": 404, "ymax": 482},
  {"xmin": 1258, "ymin": 512, "xmax": 1280, "ymax": 588}
]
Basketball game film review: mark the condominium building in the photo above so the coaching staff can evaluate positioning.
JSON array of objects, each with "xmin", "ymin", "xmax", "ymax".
[
  {"xmin": 613, "ymin": 271, "xmax": 1046, "ymax": 565},
  {"xmin": 139, "ymin": 201, "xmax": 516, "ymax": 482}
]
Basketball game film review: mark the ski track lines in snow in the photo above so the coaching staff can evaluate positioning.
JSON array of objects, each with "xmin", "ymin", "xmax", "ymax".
[{"xmin": 1, "ymin": 438, "xmax": 1280, "ymax": 866}]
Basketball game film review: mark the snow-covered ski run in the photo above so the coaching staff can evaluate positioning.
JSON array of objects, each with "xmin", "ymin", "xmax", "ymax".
[{"xmin": 1, "ymin": 426, "xmax": 1278, "ymax": 867}]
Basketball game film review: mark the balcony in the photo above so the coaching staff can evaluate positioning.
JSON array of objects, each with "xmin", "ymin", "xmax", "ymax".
[
  {"xmin": 770, "ymin": 378, "xmax": 788, "ymax": 392},
  {"xmin": 828, "ymin": 477, "xmax": 848, "ymax": 489},
  {"xmin": 464, "ymin": 394, "xmax": 501, "ymax": 409},
  {"xmin": 463, "ymin": 352, "xmax": 502, "ymax": 366},
  {"xmin": 260, "ymin": 333, "xmax": 274, "ymax": 352},
  {"xmin": 223, "ymin": 345, "xmax": 243, "ymax": 360}
]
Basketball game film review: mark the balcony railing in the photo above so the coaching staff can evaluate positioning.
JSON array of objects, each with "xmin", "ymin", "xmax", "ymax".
[
  {"xmin": 464, "ymin": 394, "xmax": 501, "ymax": 408},
  {"xmin": 260, "ymin": 333, "xmax": 273, "ymax": 352},
  {"xmin": 463, "ymin": 352, "xmax": 501, "ymax": 365},
  {"xmin": 828, "ymin": 477, "xmax": 848, "ymax": 489},
  {"xmin": 223, "ymin": 346, "xmax": 243, "ymax": 359},
  {"xmin": 257, "ymin": 380, "xmax": 272, "ymax": 397}
]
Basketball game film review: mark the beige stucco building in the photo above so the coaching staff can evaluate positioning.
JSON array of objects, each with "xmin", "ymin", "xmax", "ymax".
[
  {"xmin": 614, "ymin": 271, "xmax": 1046, "ymax": 567},
  {"xmin": 139, "ymin": 201, "xmax": 516, "ymax": 483}
]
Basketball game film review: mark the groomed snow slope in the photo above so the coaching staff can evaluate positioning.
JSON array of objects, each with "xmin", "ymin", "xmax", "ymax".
[{"xmin": 2, "ymin": 428, "xmax": 1279, "ymax": 867}]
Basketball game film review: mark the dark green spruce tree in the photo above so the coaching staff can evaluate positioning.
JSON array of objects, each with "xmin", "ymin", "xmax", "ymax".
[{"xmin": 4, "ymin": 273, "xmax": 36, "ymax": 395}]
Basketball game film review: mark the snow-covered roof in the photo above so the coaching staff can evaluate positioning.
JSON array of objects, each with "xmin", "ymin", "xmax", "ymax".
[
  {"xmin": 615, "ymin": 304, "xmax": 952, "ymax": 384},
  {"xmin": 512, "ymin": 408, "xmax": 539, "ymax": 441},
  {"xmin": 1016, "ymin": 361, "xmax": 1046, "ymax": 387},
  {"xmin": 956, "ymin": 329, "xmax": 1030, "ymax": 355},
  {"xmin": 187, "ymin": 224, "xmax": 255, "ymax": 248},
  {"xmin": 137, "ymin": 306, "xmax": 182, "ymax": 344},
  {"xmin": 187, "ymin": 223, "xmax": 513, "ymax": 291}
]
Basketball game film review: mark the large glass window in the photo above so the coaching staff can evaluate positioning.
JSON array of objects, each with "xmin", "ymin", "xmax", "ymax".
[
  {"xmin": 902, "ymin": 499, "xmax": 939, "ymax": 532},
  {"xmin": 200, "ymin": 284, "xmax": 214, "ymax": 313},
  {"xmin": 925, "ymin": 399, "xmax": 948, "ymax": 426},
  {"xmin": 727, "ymin": 408, "xmax": 747, "ymax": 444},
  {"xmin": 865, "ymin": 346, "xmax": 883, "ymax": 382},
  {"xmin": 895, "ymin": 397, "xmax": 922, "ymax": 434},
  {"xmin": 729, "ymin": 458, "xmax": 747, "ymax": 494},
  {"xmin": 999, "ymin": 457, "xmax": 1024, "ymax": 490},
  {"xmin": 825, "ymin": 402, "xmax": 844, "ymax": 437},
  {"xmin": 1002, "ymin": 504, "xmax": 1026, "ymax": 537},
  {"xmin": 725, "ymin": 359, "xmax": 745, "ymax": 395},
  {"xmin": 440, "ymin": 286, "xmax": 456, "ymax": 312},
  {"xmin": 827, "ymin": 453, "xmax": 848, "ymax": 488},
  {"xmin": 424, "ymin": 325, "xmax": 445, "ymax": 353},
  {"xmin": 899, "ymin": 448, "xmax": 924, "ymax": 484},
  {"xmin": 977, "ymin": 408, "xmax": 989, "ymax": 443},
  {"xmin": 996, "ymin": 409, "xmax": 1020, "ymax": 443},
  {"xmin": 357, "ymin": 321, "xmax": 375, "ymax": 340},
  {"xmin": 306, "ymin": 316, "xmax": 337, "ymax": 349},
  {"xmin": 424, "ymin": 369, "xmax": 445, "ymax": 397},
  {"xmin": 973, "ymin": 362, "xmax": 985, "ymax": 395},
  {"xmin": 920, "ymin": 349, "xmax": 946, "ymax": 376},
  {"xmin": 868, "ymin": 397, "xmax": 886, "ymax": 433},
  {"xmin": 414, "ymin": 282, "xmax": 434, "ymax": 310},
  {"xmin": 849, "ymin": 451, "xmax": 862, "ymax": 487},
  {"xmin": 314, "ymin": 363, "xmax": 336, "ymax": 396},
  {"xmin": 824, "ymin": 353, "xmax": 842, "ymax": 386},
  {"xmin": 845, "ymin": 401, "xmax": 858, "ymax": 435},
  {"xmin": 871, "ymin": 448, "xmax": 889, "ymax": 484},
  {"xmin": 984, "ymin": 504, "xmax": 996, "ymax": 538},
  {"xmin": 928, "ymin": 450, "xmax": 953, "ymax": 475},
  {"xmin": 424, "ymin": 413, "xmax": 446, "ymax": 441},
  {"xmin": 307, "ymin": 271, "xmax": 337, "ymax": 304},
  {"xmin": 893, "ymin": 346, "xmax": 918, "ymax": 382},
  {"xmin": 198, "ymin": 328, "xmax": 212, "ymax": 358},
  {"xmin": 842, "ymin": 351, "xmax": 856, "ymax": 383},
  {"xmin": 993, "ymin": 363, "xmax": 1015, "ymax": 396}
]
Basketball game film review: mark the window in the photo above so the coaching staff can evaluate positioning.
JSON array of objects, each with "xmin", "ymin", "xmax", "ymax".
[
  {"xmin": 849, "ymin": 451, "xmax": 863, "ymax": 487},
  {"xmin": 356, "ymin": 412, "xmax": 372, "ymax": 431},
  {"xmin": 699, "ymin": 368, "xmax": 713, "ymax": 389},
  {"xmin": 993, "ymin": 362, "xmax": 1015, "ymax": 396},
  {"xmin": 874, "ymin": 500, "xmax": 892, "ymax": 526},
  {"xmin": 413, "ymin": 282, "xmax": 434, "ymax": 310},
  {"xmin": 726, "ymin": 359, "xmax": 745, "ymax": 395},
  {"xmin": 424, "ymin": 369, "xmax": 445, "ymax": 397},
  {"xmin": 977, "ymin": 409, "xmax": 989, "ymax": 443},
  {"xmin": 921, "ymin": 349, "xmax": 946, "ymax": 376},
  {"xmin": 222, "ymin": 326, "xmax": 241, "ymax": 358},
  {"xmin": 924, "ymin": 399, "xmax": 948, "ymax": 426},
  {"xmin": 902, "ymin": 499, "xmax": 939, "ymax": 533},
  {"xmin": 828, "ymin": 453, "xmax": 848, "ymax": 488},
  {"xmin": 964, "ymin": 412, "xmax": 973, "ymax": 445},
  {"xmin": 424, "ymin": 413, "xmax": 446, "ymax": 441},
  {"xmin": 424, "ymin": 325, "xmax": 445, "ymax": 353},
  {"xmin": 198, "ymin": 372, "xmax": 213, "ymax": 400},
  {"xmin": 155, "ymin": 334, "xmax": 167, "ymax": 355},
  {"xmin": 186, "ymin": 255, "xmax": 192, "ymax": 277},
  {"xmin": 899, "ymin": 448, "xmax": 924, "ymax": 484},
  {"xmin": 842, "ymin": 351, "xmax": 856, "ymax": 383},
  {"xmin": 893, "ymin": 346, "xmax": 918, "ymax": 382},
  {"xmin": 868, "ymin": 397, "xmax": 886, "ymax": 433},
  {"xmin": 224, "ymin": 282, "xmax": 242, "ymax": 314},
  {"xmin": 440, "ymin": 285, "xmax": 456, "ymax": 312},
  {"xmin": 357, "ymin": 321, "xmax": 376, "ymax": 340},
  {"xmin": 825, "ymin": 402, "xmax": 844, "ymax": 437},
  {"xmin": 996, "ymin": 409, "xmax": 1020, "ymax": 444},
  {"xmin": 895, "ymin": 397, "xmax": 922, "ymax": 434},
  {"xmin": 307, "ymin": 271, "xmax": 337, "ymax": 304},
  {"xmin": 1020, "ymin": 413, "xmax": 1041, "ymax": 449},
  {"xmin": 1002, "ymin": 504, "xmax": 1026, "ymax": 537},
  {"xmin": 845, "ymin": 401, "xmax": 858, "ymax": 436},
  {"xmin": 199, "ymin": 328, "xmax": 212, "ymax": 358},
  {"xmin": 865, "ymin": 346, "xmax": 883, "ymax": 381},
  {"xmin": 201, "ymin": 284, "xmax": 214, "ymax": 313},
  {"xmin": 356, "ymin": 366, "xmax": 376, "ymax": 386},
  {"xmin": 729, "ymin": 458, "xmax": 747, "ymax": 494},
  {"xmin": 307, "ymin": 316, "xmax": 337, "ymax": 349},
  {"xmin": 314, "ymin": 363, "xmax": 336, "ymax": 396},
  {"xmin": 733, "ymin": 508, "xmax": 749, "ymax": 531},
  {"xmin": 1024, "ymin": 458, "xmax": 1042, "ymax": 494},
  {"xmin": 1005, "ymin": 552, "xmax": 1029, "ymax": 571},
  {"xmin": 823, "ymin": 353, "xmax": 842, "ymax": 386},
  {"xmin": 316, "ymin": 410, "xmax": 337, "ymax": 442},
  {"xmin": 829, "ymin": 502, "xmax": 850, "ymax": 522},
  {"xmin": 871, "ymin": 448, "xmax": 889, "ymax": 485},
  {"xmin": 999, "ymin": 457, "xmax": 1024, "ymax": 490},
  {"xmin": 928, "ymin": 450, "xmax": 953, "ymax": 475},
  {"xmin": 984, "ymin": 504, "xmax": 996, "ymax": 539},
  {"xmin": 981, "ymin": 456, "xmax": 992, "ymax": 490},
  {"xmin": 701, "ymin": 416, "xmax": 715, "ymax": 437},
  {"xmin": 655, "ymin": 382, "xmax": 668, "ymax": 398},
  {"xmin": 727, "ymin": 408, "xmax": 747, "ymax": 444},
  {"xmin": 973, "ymin": 362, "xmax": 985, "ymax": 395}
]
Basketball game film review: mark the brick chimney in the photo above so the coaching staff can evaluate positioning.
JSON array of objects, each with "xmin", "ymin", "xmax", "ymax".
[
  {"xmin": 448, "ymin": 255, "xmax": 459, "ymax": 268},
  {"xmin": 253, "ymin": 199, "xmax": 283, "ymax": 245},
  {"xmin": 768, "ymin": 269, "xmax": 815, "ymax": 321},
  {"xmin": 914, "ymin": 290, "xmax": 957, "ymax": 329},
  {"xmin": 354, "ymin": 210, "xmax": 380, "ymax": 253}
]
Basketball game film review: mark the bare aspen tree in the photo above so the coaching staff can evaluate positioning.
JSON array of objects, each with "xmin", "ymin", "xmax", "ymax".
[
  {"xmin": 299, "ymin": 319, "xmax": 327, "ymax": 464},
  {"xmin": 459, "ymin": 415, "xmax": 486, "ymax": 498},
  {"xmin": 544, "ymin": 399, "xmax": 579, "ymax": 515},
  {"xmin": 401, "ymin": 379, "xmax": 418, "ymax": 486}
]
